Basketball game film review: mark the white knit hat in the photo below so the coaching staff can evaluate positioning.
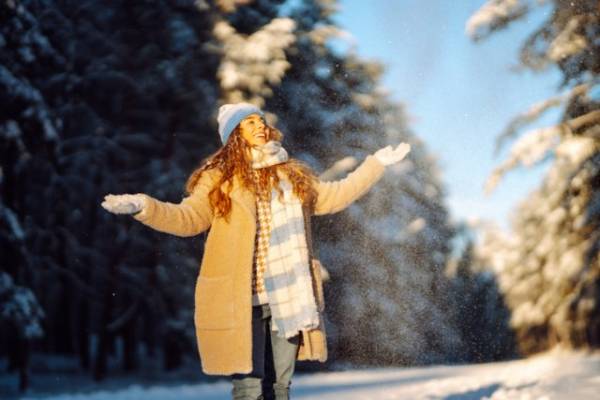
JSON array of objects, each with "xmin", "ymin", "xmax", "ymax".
[{"xmin": 217, "ymin": 102, "xmax": 265, "ymax": 144}]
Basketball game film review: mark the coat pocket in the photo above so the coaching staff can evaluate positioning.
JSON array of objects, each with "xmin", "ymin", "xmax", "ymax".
[{"xmin": 194, "ymin": 275, "xmax": 235, "ymax": 330}]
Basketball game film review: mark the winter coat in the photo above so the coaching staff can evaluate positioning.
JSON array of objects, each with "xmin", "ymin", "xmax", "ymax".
[{"xmin": 132, "ymin": 154, "xmax": 386, "ymax": 375}]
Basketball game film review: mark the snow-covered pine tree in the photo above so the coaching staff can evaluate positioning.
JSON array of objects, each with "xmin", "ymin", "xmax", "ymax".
[
  {"xmin": 445, "ymin": 222, "xmax": 518, "ymax": 362},
  {"xmin": 467, "ymin": 0, "xmax": 600, "ymax": 354},
  {"xmin": 312, "ymin": 96, "xmax": 463, "ymax": 366},
  {"xmin": 0, "ymin": 0, "xmax": 222, "ymax": 381},
  {"xmin": 211, "ymin": 0, "xmax": 295, "ymax": 106},
  {"xmin": 0, "ymin": 271, "xmax": 45, "ymax": 391}
]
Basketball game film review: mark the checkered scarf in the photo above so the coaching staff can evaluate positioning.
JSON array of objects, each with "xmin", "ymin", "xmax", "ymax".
[{"xmin": 250, "ymin": 141, "xmax": 320, "ymax": 339}]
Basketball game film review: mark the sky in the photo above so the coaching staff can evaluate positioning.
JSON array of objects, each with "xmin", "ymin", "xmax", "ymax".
[{"xmin": 330, "ymin": 0, "xmax": 563, "ymax": 231}]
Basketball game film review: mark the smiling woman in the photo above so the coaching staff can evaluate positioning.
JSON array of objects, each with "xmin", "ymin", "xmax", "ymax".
[
  {"xmin": 101, "ymin": 102, "xmax": 410, "ymax": 400},
  {"xmin": 239, "ymin": 113, "xmax": 269, "ymax": 146}
]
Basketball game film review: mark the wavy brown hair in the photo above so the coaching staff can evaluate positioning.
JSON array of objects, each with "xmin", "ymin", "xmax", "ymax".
[{"xmin": 185, "ymin": 124, "xmax": 318, "ymax": 221}]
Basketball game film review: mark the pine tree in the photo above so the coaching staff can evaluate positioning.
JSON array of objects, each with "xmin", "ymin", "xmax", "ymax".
[
  {"xmin": 0, "ymin": 0, "xmax": 221, "ymax": 382},
  {"xmin": 467, "ymin": 0, "xmax": 600, "ymax": 354}
]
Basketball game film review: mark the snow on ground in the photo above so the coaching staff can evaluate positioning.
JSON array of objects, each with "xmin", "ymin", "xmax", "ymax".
[{"xmin": 16, "ymin": 347, "xmax": 600, "ymax": 400}]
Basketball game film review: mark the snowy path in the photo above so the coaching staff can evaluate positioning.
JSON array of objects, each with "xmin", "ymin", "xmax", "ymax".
[{"xmin": 19, "ymin": 348, "xmax": 600, "ymax": 400}]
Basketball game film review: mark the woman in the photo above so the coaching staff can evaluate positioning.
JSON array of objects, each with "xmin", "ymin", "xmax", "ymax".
[{"xmin": 101, "ymin": 102, "xmax": 410, "ymax": 400}]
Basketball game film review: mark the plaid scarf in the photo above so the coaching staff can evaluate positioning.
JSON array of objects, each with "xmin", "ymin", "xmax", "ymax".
[{"xmin": 250, "ymin": 141, "xmax": 320, "ymax": 339}]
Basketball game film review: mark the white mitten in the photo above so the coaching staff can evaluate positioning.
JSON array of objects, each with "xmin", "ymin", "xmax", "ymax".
[
  {"xmin": 373, "ymin": 142, "xmax": 411, "ymax": 166},
  {"xmin": 101, "ymin": 193, "xmax": 147, "ymax": 215}
]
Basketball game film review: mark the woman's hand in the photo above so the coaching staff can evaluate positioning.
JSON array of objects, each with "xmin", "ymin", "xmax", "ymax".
[
  {"xmin": 101, "ymin": 193, "xmax": 147, "ymax": 215},
  {"xmin": 373, "ymin": 142, "xmax": 411, "ymax": 166}
]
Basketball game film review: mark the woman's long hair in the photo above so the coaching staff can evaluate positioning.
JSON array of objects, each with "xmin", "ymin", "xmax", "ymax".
[{"xmin": 185, "ymin": 125, "xmax": 318, "ymax": 220}]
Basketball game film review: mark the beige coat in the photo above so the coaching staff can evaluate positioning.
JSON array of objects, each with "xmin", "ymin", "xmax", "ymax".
[{"xmin": 133, "ymin": 154, "xmax": 386, "ymax": 375}]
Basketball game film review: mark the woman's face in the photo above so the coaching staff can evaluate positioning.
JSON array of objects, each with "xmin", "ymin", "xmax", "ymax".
[{"xmin": 239, "ymin": 114, "xmax": 268, "ymax": 147}]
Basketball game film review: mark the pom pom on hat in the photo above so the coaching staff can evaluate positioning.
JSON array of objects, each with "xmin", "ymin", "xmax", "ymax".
[{"xmin": 217, "ymin": 102, "xmax": 265, "ymax": 144}]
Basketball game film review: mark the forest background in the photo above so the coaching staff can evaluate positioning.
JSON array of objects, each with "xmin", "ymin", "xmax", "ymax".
[{"xmin": 1, "ymin": 0, "xmax": 599, "ymax": 397}]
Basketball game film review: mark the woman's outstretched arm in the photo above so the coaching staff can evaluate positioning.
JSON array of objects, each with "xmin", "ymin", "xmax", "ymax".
[
  {"xmin": 313, "ymin": 154, "xmax": 386, "ymax": 216},
  {"xmin": 313, "ymin": 143, "xmax": 410, "ymax": 216},
  {"xmin": 103, "ymin": 169, "xmax": 218, "ymax": 237}
]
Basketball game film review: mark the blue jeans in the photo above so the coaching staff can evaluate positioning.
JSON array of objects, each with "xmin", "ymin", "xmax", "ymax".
[{"xmin": 231, "ymin": 303, "xmax": 300, "ymax": 400}]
